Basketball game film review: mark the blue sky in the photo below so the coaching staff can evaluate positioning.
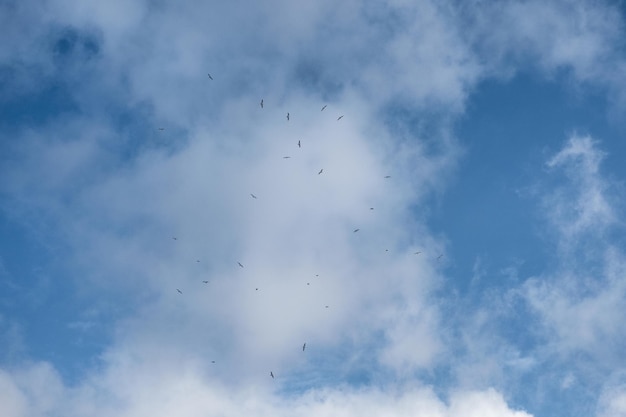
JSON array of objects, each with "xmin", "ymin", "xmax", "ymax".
[{"xmin": 2, "ymin": 0, "xmax": 626, "ymax": 416}]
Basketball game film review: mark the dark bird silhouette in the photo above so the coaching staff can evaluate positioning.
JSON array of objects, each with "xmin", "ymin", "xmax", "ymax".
[
  {"xmin": 298, "ymin": 140, "xmax": 301, "ymax": 148},
  {"xmin": 158, "ymin": 127, "xmax": 165, "ymax": 131},
  {"xmin": 321, "ymin": 105, "xmax": 327, "ymax": 111},
  {"xmin": 353, "ymin": 229, "xmax": 360, "ymax": 233},
  {"xmin": 303, "ymin": 343, "xmax": 306, "ymax": 351},
  {"xmin": 177, "ymin": 289, "xmax": 183, "ymax": 294},
  {"xmin": 196, "ymin": 260, "xmax": 200, "ymax": 263},
  {"xmin": 318, "ymin": 169, "xmax": 323, "ymax": 175},
  {"xmin": 283, "ymin": 156, "xmax": 291, "ymax": 159},
  {"xmin": 325, "ymin": 305, "xmax": 329, "ymax": 308},
  {"xmin": 337, "ymin": 115, "xmax": 344, "ymax": 120},
  {"xmin": 287, "ymin": 112, "xmax": 290, "ymax": 121},
  {"xmin": 202, "ymin": 280, "xmax": 209, "ymax": 283},
  {"xmin": 207, "ymin": 73, "xmax": 213, "ymax": 80},
  {"xmin": 172, "ymin": 237, "xmax": 177, "ymax": 240},
  {"xmin": 384, "ymin": 175, "xmax": 391, "ymax": 178},
  {"xmin": 270, "ymin": 371, "xmax": 274, "ymax": 379},
  {"xmin": 370, "ymin": 207, "xmax": 374, "ymax": 210},
  {"xmin": 437, "ymin": 254, "xmax": 443, "ymax": 261},
  {"xmin": 211, "ymin": 361, "xmax": 215, "ymax": 363},
  {"xmin": 260, "ymin": 99, "xmax": 264, "ymax": 108},
  {"xmin": 238, "ymin": 262, "xmax": 244, "ymax": 268},
  {"xmin": 250, "ymin": 193, "xmax": 257, "ymax": 199},
  {"xmin": 414, "ymin": 251, "xmax": 421, "ymax": 255}
]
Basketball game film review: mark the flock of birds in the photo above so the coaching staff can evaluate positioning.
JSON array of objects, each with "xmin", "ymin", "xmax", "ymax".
[{"xmin": 162, "ymin": 72, "xmax": 442, "ymax": 380}]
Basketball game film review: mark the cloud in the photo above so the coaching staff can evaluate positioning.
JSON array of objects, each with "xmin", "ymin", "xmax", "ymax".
[{"xmin": 2, "ymin": 0, "xmax": 626, "ymax": 416}]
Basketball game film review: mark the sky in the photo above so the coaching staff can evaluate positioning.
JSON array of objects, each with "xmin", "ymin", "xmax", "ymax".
[{"xmin": 1, "ymin": 0, "xmax": 626, "ymax": 416}]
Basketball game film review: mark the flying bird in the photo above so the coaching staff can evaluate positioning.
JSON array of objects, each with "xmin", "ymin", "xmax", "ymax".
[
  {"xmin": 370, "ymin": 207, "xmax": 374, "ymax": 210},
  {"xmin": 196, "ymin": 260, "xmax": 200, "ymax": 263},
  {"xmin": 318, "ymin": 169, "xmax": 323, "ymax": 175},
  {"xmin": 321, "ymin": 105, "xmax": 327, "ymax": 111},
  {"xmin": 303, "ymin": 343, "xmax": 306, "ymax": 351},
  {"xmin": 283, "ymin": 156, "xmax": 291, "ymax": 159},
  {"xmin": 298, "ymin": 140, "xmax": 301, "ymax": 148},
  {"xmin": 286, "ymin": 112, "xmax": 290, "ymax": 121},
  {"xmin": 414, "ymin": 251, "xmax": 421, "ymax": 255},
  {"xmin": 353, "ymin": 228, "xmax": 360, "ymax": 233},
  {"xmin": 270, "ymin": 371, "xmax": 274, "ymax": 379},
  {"xmin": 384, "ymin": 175, "xmax": 391, "ymax": 178},
  {"xmin": 238, "ymin": 262, "xmax": 244, "ymax": 268},
  {"xmin": 176, "ymin": 289, "xmax": 183, "ymax": 294},
  {"xmin": 158, "ymin": 127, "xmax": 165, "ymax": 131},
  {"xmin": 202, "ymin": 280, "xmax": 209, "ymax": 284},
  {"xmin": 207, "ymin": 73, "xmax": 213, "ymax": 80},
  {"xmin": 172, "ymin": 237, "xmax": 177, "ymax": 240},
  {"xmin": 260, "ymin": 99, "xmax": 264, "ymax": 108},
  {"xmin": 337, "ymin": 115, "xmax": 344, "ymax": 120},
  {"xmin": 250, "ymin": 193, "xmax": 257, "ymax": 199},
  {"xmin": 437, "ymin": 255, "xmax": 444, "ymax": 261}
]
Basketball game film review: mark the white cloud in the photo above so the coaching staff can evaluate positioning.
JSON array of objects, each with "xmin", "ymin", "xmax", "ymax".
[{"xmin": 2, "ymin": 0, "xmax": 626, "ymax": 416}]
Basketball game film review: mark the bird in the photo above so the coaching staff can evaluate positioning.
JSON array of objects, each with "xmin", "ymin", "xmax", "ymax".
[
  {"xmin": 302, "ymin": 343, "xmax": 306, "ymax": 351},
  {"xmin": 321, "ymin": 105, "xmax": 327, "ymax": 111},
  {"xmin": 286, "ymin": 112, "xmax": 290, "ymax": 121},
  {"xmin": 370, "ymin": 207, "xmax": 374, "ymax": 210},
  {"xmin": 260, "ymin": 99, "xmax": 264, "ymax": 108},
  {"xmin": 250, "ymin": 193, "xmax": 257, "ymax": 199},
  {"xmin": 172, "ymin": 237, "xmax": 177, "ymax": 240},
  {"xmin": 325, "ymin": 305, "xmax": 329, "ymax": 308},
  {"xmin": 202, "ymin": 280, "xmax": 209, "ymax": 284},
  {"xmin": 437, "ymin": 255, "xmax": 443, "ymax": 261},
  {"xmin": 158, "ymin": 127, "xmax": 165, "ymax": 131},
  {"xmin": 207, "ymin": 73, "xmax": 213, "ymax": 80},
  {"xmin": 318, "ymin": 169, "xmax": 323, "ymax": 175},
  {"xmin": 414, "ymin": 251, "xmax": 421, "ymax": 255},
  {"xmin": 211, "ymin": 361, "xmax": 215, "ymax": 363},
  {"xmin": 384, "ymin": 175, "xmax": 391, "ymax": 178},
  {"xmin": 283, "ymin": 156, "xmax": 291, "ymax": 159},
  {"xmin": 196, "ymin": 260, "xmax": 200, "ymax": 263},
  {"xmin": 177, "ymin": 289, "xmax": 183, "ymax": 294},
  {"xmin": 270, "ymin": 371, "xmax": 274, "ymax": 379},
  {"xmin": 337, "ymin": 115, "xmax": 344, "ymax": 120},
  {"xmin": 353, "ymin": 229, "xmax": 360, "ymax": 233},
  {"xmin": 255, "ymin": 288, "xmax": 259, "ymax": 291},
  {"xmin": 238, "ymin": 262, "xmax": 244, "ymax": 268},
  {"xmin": 298, "ymin": 140, "xmax": 301, "ymax": 148},
  {"xmin": 307, "ymin": 282, "xmax": 310, "ymax": 285}
]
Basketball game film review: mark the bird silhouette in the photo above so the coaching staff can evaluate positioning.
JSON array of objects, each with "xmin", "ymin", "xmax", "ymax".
[
  {"xmin": 202, "ymin": 280, "xmax": 209, "ymax": 283},
  {"xmin": 207, "ymin": 73, "xmax": 213, "ymax": 80},
  {"xmin": 250, "ymin": 193, "xmax": 257, "ymax": 199},
  {"xmin": 286, "ymin": 113, "xmax": 290, "ymax": 121},
  {"xmin": 298, "ymin": 140, "xmax": 301, "ymax": 148},
  {"xmin": 303, "ymin": 343, "xmax": 306, "ymax": 351},
  {"xmin": 414, "ymin": 251, "xmax": 421, "ymax": 255},
  {"xmin": 318, "ymin": 169, "xmax": 323, "ymax": 175},
  {"xmin": 321, "ymin": 105, "xmax": 327, "ymax": 111},
  {"xmin": 283, "ymin": 156, "xmax": 291, "ymax": 159},
  {"xmin": 337, "ymin": 115, "xmax": 344, "ymax": 120},
  {"xmin": 176, "ymin": 289, "xmax": 183, "ymax": 294},
  {"xmin": 260, "ymin": 99, "xmax": 264, "ymax": 108},
  {"xmin": 270, "ymin": 371, "xmax": 274, "ymax": 379},
  {"xmin": 353, "ymin": 229, "xmax": 360, "ymax": 233},
  {"xmin": 238, "ymin": 262, "xmax": 244, "ymax": 268}
]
